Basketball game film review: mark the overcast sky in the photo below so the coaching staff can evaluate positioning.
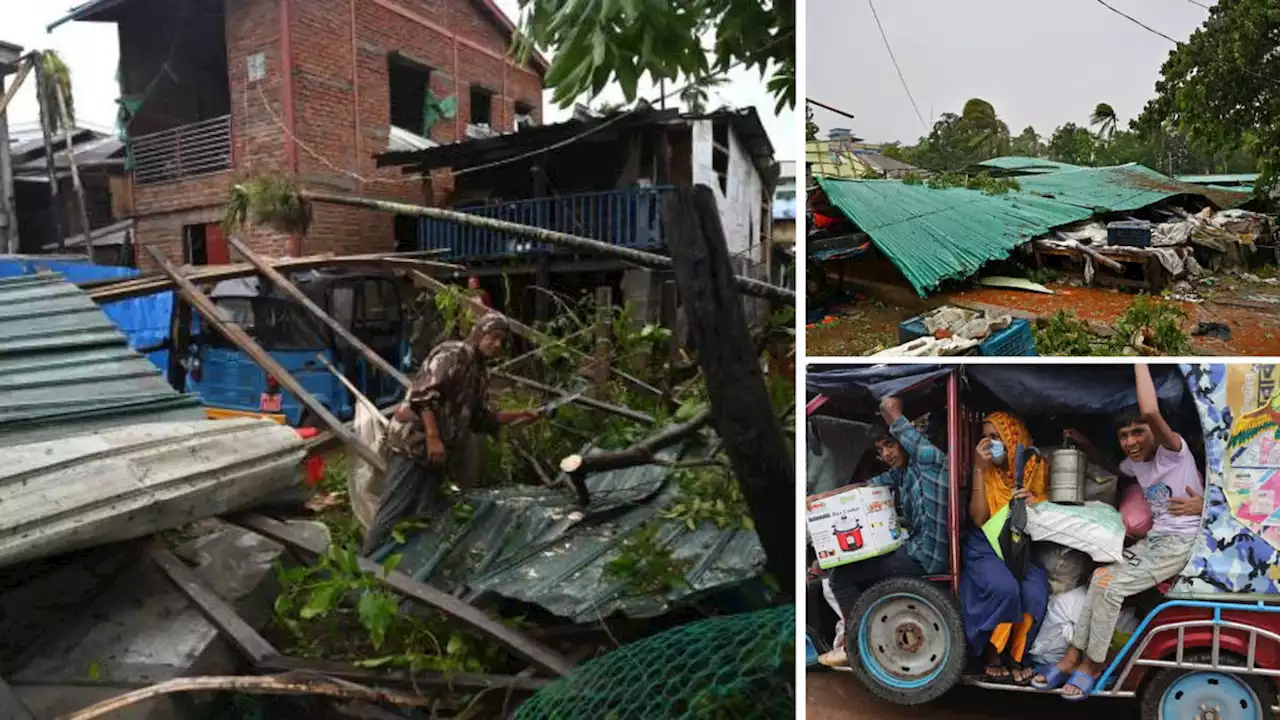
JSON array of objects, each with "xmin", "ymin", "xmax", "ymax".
[
  {"xmin": 5, "ymin": 2, "xmax": 795, "ymax": 160},
  {"xmin": 809, "ymin": 0, "xmax": 1216, "ymax": 145}
]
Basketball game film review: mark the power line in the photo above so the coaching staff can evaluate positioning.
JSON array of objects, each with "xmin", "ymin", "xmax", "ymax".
[
  {"xmin": 1184, "ymin": 0, "xmax": 1210, "ymax": 9},
  {"xmin": 866, "ymin": 0, "xmax": 928, "ymax": 131},
  {"xmin": 1093, "ymin": 0, "xmax": 1179, "ymax": 43}
]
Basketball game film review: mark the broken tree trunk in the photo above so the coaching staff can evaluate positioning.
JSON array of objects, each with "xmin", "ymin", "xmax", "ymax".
[
  {"xmin": 663, "ymin": 185, "xmax": 794, "ymax": 596},
  {"xmin": 560, "ymin": 407, "xmax": 712, "ymax": 479},
  {"xmin": 228, "ymin": 235, "xmax": 411, "ymax": 389},
  {"xmin": 230, "ymin": 513, "xmax": 574, "ymax": 677},
  {"xmin": 53, "ymin": 80, "xmax": 93, "ymax": 264},
  {"xmin": 146, "ymin": 246, "xmax": 386, "ymax": 473},
  {"xmin": 308, "ymin": 191, "xmax": 795, "ymax": 304}
]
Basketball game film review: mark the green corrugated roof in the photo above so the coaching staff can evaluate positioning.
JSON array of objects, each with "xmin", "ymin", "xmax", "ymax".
[
  {"xmin": 814, "ymin": 177, "xmax": 1094, "ymax": 296},
  {"xmin": 1175, "ymin": 173, "xmax": 1259, "ymax": 185},
  {"xmin": 377, "ymin": 440, "xmax": 768, "ymax": 623},
  {"xmin": 1016, "ymin": 163, "xmax": 1250, "ymax": 212},
  {"xmin": 0, "ymin": 273, "xmax": 203, "ymax": 446},
  {"xmin": 978, "ymin": 156, "xmax": 1084, "ymax": 174}
]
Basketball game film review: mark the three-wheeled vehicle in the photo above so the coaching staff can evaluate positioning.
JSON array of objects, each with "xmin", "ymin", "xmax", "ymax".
[
  {"xmin": 806, "ymin": 363, "xmax": 1280, "ymax": 720},
  {"xmin": 185, "ymin": 269, "xmax": 414, "ymax": 426}
]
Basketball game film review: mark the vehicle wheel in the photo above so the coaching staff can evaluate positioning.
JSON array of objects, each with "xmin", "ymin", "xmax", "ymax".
[
  {"xmin": 843, "ymin": 576, "xmax": 966, "ymax": 705},
  {"xmin": 1141, "ymin": 655, "xmax": 1276, "ymax": 720}
]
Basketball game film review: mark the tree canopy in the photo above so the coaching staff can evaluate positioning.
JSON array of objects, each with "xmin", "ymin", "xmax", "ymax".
[
  {"xmin": 1146, "ymin": 0, "xmax": 1279, "ymax": 189},
  {"xmin": 514, "ymin": 0, "xmax": 794, "ymax": 113}
]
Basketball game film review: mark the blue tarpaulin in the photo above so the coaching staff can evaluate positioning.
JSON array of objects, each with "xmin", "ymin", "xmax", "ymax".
[
  {"xmin": 807, "ymin": 364, "xmax": 949, "ymax": 403},
  {"xmin": 0, "ymin": 260, "xmax": 173, "ymax": 372}
]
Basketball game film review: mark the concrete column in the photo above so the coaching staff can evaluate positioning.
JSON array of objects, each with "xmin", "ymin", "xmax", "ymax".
[
  {"xmin": 0, "ymin": 41, "xmax": 23, "ymax": 255},
  {"xmin": 621, "ymin": 268, "xmax": 661, "ymax": 327}
]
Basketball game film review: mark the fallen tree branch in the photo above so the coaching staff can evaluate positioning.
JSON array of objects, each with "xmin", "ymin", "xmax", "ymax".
[
  {"xmin": 58, "ymin": 674, "xmax": 432, "ymax": 720},
  {"xmin": 559, "ymin": 408, "xmax": 713, "ymax": 481},
  {"xmin": 493, "ymin": 371, "xmax": 656, "ymax": 425}
]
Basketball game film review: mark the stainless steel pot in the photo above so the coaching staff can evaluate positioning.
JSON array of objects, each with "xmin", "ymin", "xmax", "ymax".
[{"xmin": 1049, "ymin": 444, "xmax": 1087, "ymax": 504}]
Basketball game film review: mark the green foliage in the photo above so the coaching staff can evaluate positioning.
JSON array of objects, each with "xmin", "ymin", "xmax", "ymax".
[
  {"xmin": 604, "ymin": 523, "xmax": 692, "ymax": 596},
  {"xmin": 430, "ymin": 283, "xmax": 472, "ymax": 340},
  {"xmin": 1010, "ymin": 126, "xmax": 1044, "ymax": 158},
  {"xmin": 922, "ymin": 171, "xmax": 1021, "ymax": 195},
  {"xmin": 661, "ymin": 465, "xmax": 754, "ymax": 531},
  {"xmin": 1034, "ymin": 310, "xmax": 1113, "ymax": 357},
  {"xmin": 680, "ymin": 73, "xmax": 730, "ymax": 114},
  {"xmin": 39, "ymin": 51, "xmax": 74, "ymax": 134},
  {"xmin": 1047, "ymin": 122, "xmax": 1097, "ymax": 166},
  {"xmin": 1091, "ymin": 102, "xmax": 1118, "ymax": 137},
  {"xmin": 513, "ymin": 0, "xmax": 794, "ymax": 113},
  {"xmin": 1148, "ymin": 0, "xmax": 1278, "ymax": 190},
  {"xmin": 222, "ymin": 176, "xmax": 312, "ymax": 237},
  {"xmin": 1112, "ymin": 296, "xmax": 1193, "ymax": 356},
  {"xmin": 271, "ymin": 541, "xmax": 509, "ymax": 673}
]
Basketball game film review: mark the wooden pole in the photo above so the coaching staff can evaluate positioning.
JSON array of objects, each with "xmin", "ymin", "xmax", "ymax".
[
  {"xmin": 226, "ymin": 234, "xmax": 412, "ymax": 390},
  {"xmin": 663, "ymin": 185, "xmax": 794, "ymax": 596},
  {"xmin": 53, "ymin": 81, "xmax": 93, "ymax": 264},
  {"xmin": 316, "ymin": 353, "xmax": 387, "ymax": 425},
  {"xmin": 592, "ymin": 286, "xmax": 613, "ymax": 397},
  {"xmin": 32, "ymin": 53, "xmax": 65, "ymax": 253},
  {"xmin": 145, "ymin": 245, "xmax": 386, "ymax": 473},
  {"xmin": 305, "ymin": 191, "xmax": 795, "ymax": 304},
  {"xmin": 0, "ymin": 55, "xmax": 32, "ymax": 116},
  {"xmin": 230, "ymin": 513, "xmax": 574, "ymax": 677}
]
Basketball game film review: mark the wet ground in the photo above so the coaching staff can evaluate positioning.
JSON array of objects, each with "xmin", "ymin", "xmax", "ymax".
[
  {"xmin": 806, "ymin": 277, "xmax": 1280, "ymax": 357},
  {"xmin": 805, "ymin": 671, "xmax": 1133, "ymax": 719}
]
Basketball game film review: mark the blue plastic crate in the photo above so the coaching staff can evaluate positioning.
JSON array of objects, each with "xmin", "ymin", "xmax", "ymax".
[
  {"xmin": 1107, "ymin": 220, "xmax": 1152, "ymax": 248},
  {"xmin": 979, "ymin": 318, "xmax": 1037, "ymax": 356},
  {"xmin": 806, "ymin": 633, "xmax": 819, "ymax": 667}
]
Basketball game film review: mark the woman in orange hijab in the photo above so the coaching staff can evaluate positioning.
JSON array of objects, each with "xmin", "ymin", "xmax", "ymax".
[{"xmin": 959, "ymin": 411, "xmax": 1052, "ymax": 686}]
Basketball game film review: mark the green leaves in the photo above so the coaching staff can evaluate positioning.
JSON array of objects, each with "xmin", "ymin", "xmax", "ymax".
[
  {"xmin": 356, "ymin": 591, "xmax": 399, "ymax": 650},
  {"xmin": 516, "ymin": 0, "xmax": 793, "ymax": 110},
  {"xmin": 300, "ymin": 584, "xmax": 339, "ymax": 620}
]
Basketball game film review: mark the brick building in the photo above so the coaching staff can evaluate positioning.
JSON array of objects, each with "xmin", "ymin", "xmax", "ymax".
[{"xmin": 51, "ymin": 0, "xmax": 546, "ymax": 269}]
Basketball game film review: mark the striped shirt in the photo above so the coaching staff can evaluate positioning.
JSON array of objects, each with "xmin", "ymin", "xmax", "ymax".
[{"xmin": 870, "ymin": 416, "xmax": 950, "ymax": 574}]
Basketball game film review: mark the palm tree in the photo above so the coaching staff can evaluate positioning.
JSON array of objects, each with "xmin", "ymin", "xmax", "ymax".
[
  {"xmin": 1090, "ymin": 103, "xmax": 1118, "ymax": 137},
  {"xmin": 680, "ymin": 74, "xmax": 730, "ymax": 114},
  {"xmin": 960, "ymin": 98, "xmax": 1010, "ymax": 161},
  {"xmin": 39, "ymin": 50, "xmax": 74, "ymax": 135}
]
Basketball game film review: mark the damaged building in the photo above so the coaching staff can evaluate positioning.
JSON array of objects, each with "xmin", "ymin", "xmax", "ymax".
[{"xmin": 50, "ymin": 0, "xmax": 547, "ymax": 266}]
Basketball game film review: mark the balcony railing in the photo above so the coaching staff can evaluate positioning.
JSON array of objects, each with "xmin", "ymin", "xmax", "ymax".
[
  {"xmin": 418, "ymin": 185, "xmax": 676, "ymax": 261},
  {"xmin": 131, "ymin": 115, "xmax": 232, "ymax": 186}
]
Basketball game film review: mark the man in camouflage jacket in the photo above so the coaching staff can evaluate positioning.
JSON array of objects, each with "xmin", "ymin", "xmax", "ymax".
[{"xmin": 363, "ymin": 313, "xmax": 541, "ymax": 555}]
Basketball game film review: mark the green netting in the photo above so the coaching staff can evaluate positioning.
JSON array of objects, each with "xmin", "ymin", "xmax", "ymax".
[{"xmin": 514, "ymin": 604, "xmax": 795, "ymax": 720}]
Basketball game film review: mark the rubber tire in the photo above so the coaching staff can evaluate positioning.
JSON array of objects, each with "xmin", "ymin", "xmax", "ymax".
[
  {"xmin": 1140, "ymin": 654, "xmax": 1276, "ymax": 720},
  {"xmin": 844, "ymin": 576, "xmax": 967, "ymax": 706}
]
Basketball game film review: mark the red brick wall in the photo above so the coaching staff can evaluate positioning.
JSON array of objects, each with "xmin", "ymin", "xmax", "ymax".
[{"xmin": 133, "ymin": 0, "xmax": 543, "ymax": 267}]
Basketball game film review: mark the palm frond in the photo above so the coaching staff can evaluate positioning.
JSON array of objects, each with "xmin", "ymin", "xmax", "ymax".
[
  {"xmin": 222, "ymin": 176, "xmax": 312, "ymax": 236},
  {"xmin": 39, "ymin": 50, "xmax": 74, "ymax": 135}
]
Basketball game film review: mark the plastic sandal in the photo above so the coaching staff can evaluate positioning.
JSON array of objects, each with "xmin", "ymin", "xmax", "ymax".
[
  {"xmin": 1062, "ymin": 670, "xmax": 1098, "ymax": 702},
  {"xmin": 1030, "ymin": 664, "xmax": 1070, "ymax": 690}
]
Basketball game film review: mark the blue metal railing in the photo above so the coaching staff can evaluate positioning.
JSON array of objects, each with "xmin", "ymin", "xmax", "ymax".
[{"xmin": 418, "ymin": 185, "xmax": 677, "ymax": 261}]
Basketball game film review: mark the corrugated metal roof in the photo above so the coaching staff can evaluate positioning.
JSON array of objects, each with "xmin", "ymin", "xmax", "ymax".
[
  {"xmin": 806, "ymin": 141, "xmax": 874, "ymax": 180},
  {"xmin": 1015, "ymin": 163, "xmax": 1250, "ymax": 212},
  {"xmin": 1175, "ymin": 173, "xmax": 1259, "ymax": 185},
  {"xmin": 377, "ymin": 441, "xmax": 767, "ymax": 623},
  {"xmin": 978, "ymin": 156, "xmax": 1084, "ymax": 174},
  {"xmin": 814, "ymin": 177, "xmax": 1094, "ymax": 296},
  {"xmin": 0, "ymin": 274, "xmax": 203, "ymax": 446}
]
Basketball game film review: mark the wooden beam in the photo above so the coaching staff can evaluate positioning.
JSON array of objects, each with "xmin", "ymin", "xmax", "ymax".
[
  {"xmin": 307, "ymin": 191, "xmax": 795, "ymax": 304},
  {"xmin": 229, "ymin": 513, "xmax": 575, "ymax": 677},
  {"xmin": 145, "ymin": 245, "xmax": 386, "ymax": 473},
  {"xmin": 146, "ymin": 541, "xmax": 280, "ymax": 666},
  {"xmin": 0, "ymin": 55, "xmax": 32, "ymax": 117},
  {"xmin": 260, "ymin": 656, "xmax": 548, "ymax": 694},
  {"xmin": 317, "ymin": 353, "xmax": 387, "ymax": 424},
  {"xmin": 663, "ymin": 185, "xmax": 794, "ymax": 596},
  {"xmin": 227, "ymin": 235, "xmax": 411, "ymax": 389},
  {"xmin": 87, "ymin": 253, "xmax": 462, "ymax": 303}
]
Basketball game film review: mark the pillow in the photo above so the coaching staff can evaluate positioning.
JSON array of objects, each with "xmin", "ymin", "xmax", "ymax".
[
  {"xmin": 1120, "ymin": 482, "xmax": 1153, "ymax": 539},
  {"xmin": 1026, "ymin": 501, "xmax": 1126, "ymax": 563}
]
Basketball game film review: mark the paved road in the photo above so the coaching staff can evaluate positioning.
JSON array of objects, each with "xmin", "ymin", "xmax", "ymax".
[{"xmin": 806, "ymin": 671, "xmax": 1138, "ymax": 719}]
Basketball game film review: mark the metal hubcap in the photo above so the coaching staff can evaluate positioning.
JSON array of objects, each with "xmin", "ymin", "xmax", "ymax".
[
  {"xmin": 1160, "ymin": 672, "xmax": 1262, "ymax": 720},
  {"xmin": 864, "ymin": 595, "xmax": 946, "ymax": 681}
]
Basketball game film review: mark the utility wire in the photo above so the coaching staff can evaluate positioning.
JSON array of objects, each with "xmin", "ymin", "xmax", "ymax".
[
  {"xmin": 1094, "ymin": 0, "xmax": 1179, "ymax": 43},
  {"xmin": 1184, "ymin": 0, "xmax": 1210, "ymax": 9},
  {"xmin": 866, "ymin": 0, "xmax": 928, "ymax": 131}
]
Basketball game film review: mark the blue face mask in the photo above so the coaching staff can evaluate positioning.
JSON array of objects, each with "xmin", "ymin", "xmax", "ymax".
[{"xmin": 990, "ymin": 440, "xmax": 1007, "ymax": 464}]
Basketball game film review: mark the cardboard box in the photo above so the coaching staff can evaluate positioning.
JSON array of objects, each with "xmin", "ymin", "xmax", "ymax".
[{"xmin": 807, "ymin": 484, "xmax": 906, "ymax": 570}]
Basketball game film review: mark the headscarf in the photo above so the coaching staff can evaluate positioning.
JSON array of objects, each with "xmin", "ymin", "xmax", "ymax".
[
  {"xmin": 467, "ymin": 312, "xmax": 511, "ymax": 344},
  {"xmin": 982, "ymin": 411, "xmax": 1048, "ymax": 516}
]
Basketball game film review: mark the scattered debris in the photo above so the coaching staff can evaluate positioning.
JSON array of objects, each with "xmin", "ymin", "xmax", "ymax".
[
  {"xmin": 979, "ymin": 276, "xmax": 1055, "ymax": 294},
  {"xmin": 1192, "ymin": 321, "xmax": 1233, "ymax": 341}
]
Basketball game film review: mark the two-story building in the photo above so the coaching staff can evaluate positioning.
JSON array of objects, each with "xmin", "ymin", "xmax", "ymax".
[
  {"xmin": 51, "ymin": 0, "xmax": 546, "ymax": 268},
  {"xmin": 377, "ymin": 104, "xmax": 778, "ymax": 324}
]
